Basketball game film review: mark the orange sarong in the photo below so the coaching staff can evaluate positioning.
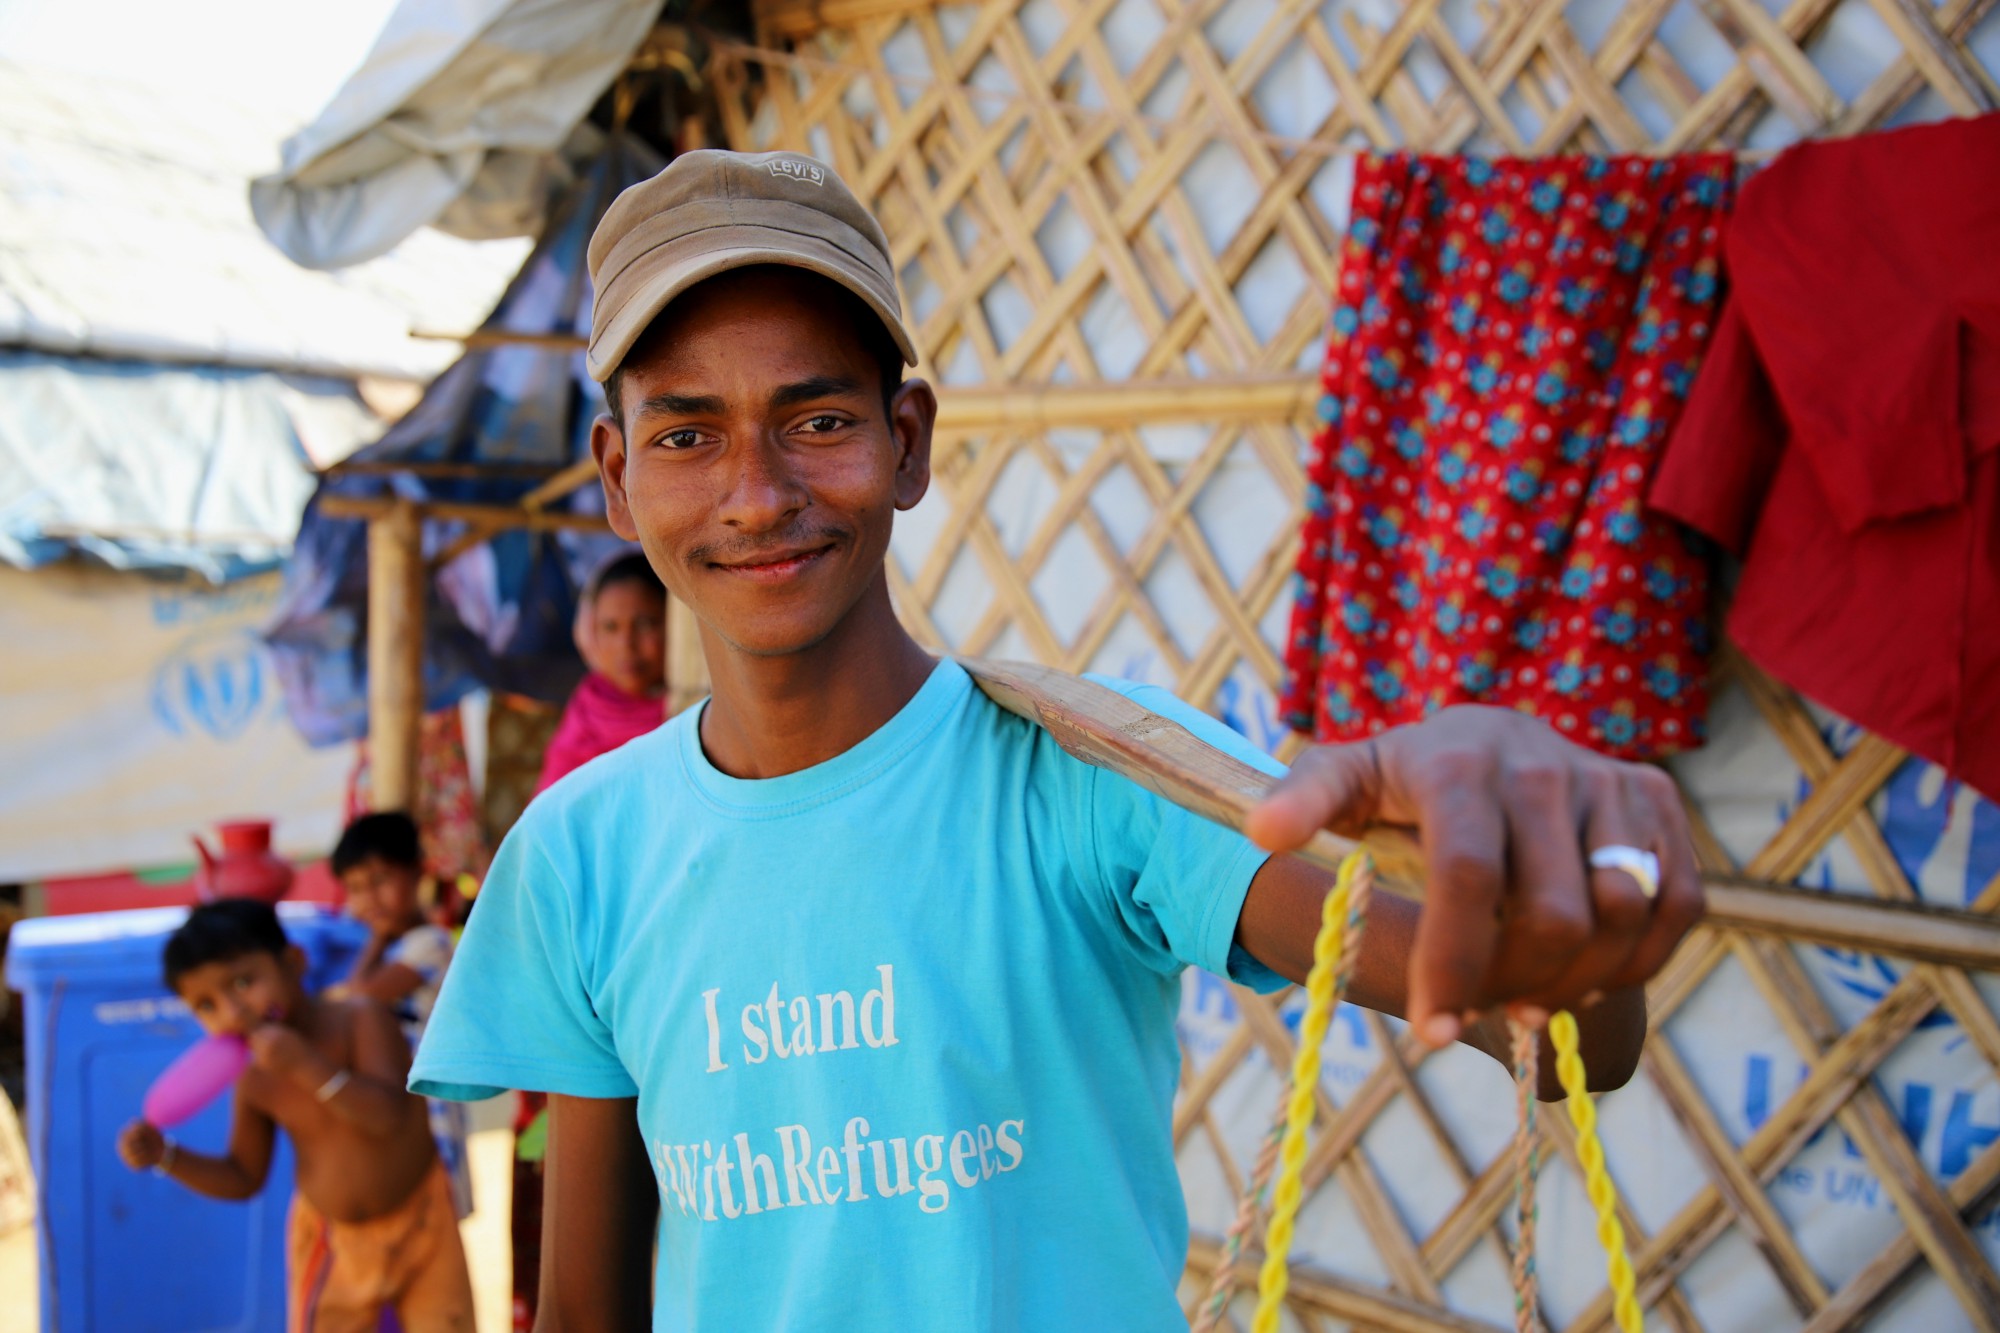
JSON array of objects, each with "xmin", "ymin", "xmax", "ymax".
[{"xmin": 287, "ymin": 1160, "xmax": 474, "ymax": 1333}]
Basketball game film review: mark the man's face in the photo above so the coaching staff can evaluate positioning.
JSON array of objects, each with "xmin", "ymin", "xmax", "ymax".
[
  {"xmin": 174, "ymin": 949, "xmax": 303, "ymax": 1037},
  {"xmin": 339, "ymin": 855, "xmax": 422, "ymax": 937},
  {"xmin": 592, "ymin": 269, "xmax": 933, "ymax": 660}
]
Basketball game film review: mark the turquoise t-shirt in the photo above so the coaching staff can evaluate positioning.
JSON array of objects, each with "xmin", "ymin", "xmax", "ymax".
[{"xmin": 412, "ymin": 659, "xmax": 1287, "ymax": 1331}]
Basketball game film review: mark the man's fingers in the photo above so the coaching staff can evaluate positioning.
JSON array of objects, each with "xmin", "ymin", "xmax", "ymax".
[
  {"xmin": 1483, "ymin": 765, "xmax": 1592, "ymax": 1002},
  {"xmin": 1512, "ymin": 771, "xmax": 1656, "ymax": 1009},
  {"xmin": 1409, "ymin": 770, "xmax": 1508, "ymax": 1046},
  {"xmin": 1604, "ymin": 765, "xmax": 1705, "ymax": 988},
  {"xmin": 1245, "ymin": 742, "xmax": 1380, "ymax": 852}
]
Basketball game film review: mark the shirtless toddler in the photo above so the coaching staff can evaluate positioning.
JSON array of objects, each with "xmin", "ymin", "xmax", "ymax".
[{"xmin": 116, "ymin": 898, "xmax": 473, "ymax": 1333}]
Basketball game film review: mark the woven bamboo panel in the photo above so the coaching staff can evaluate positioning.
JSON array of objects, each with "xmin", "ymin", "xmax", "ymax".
[{"xmin": 699, "ymin": 1, "xmax": 2000, "ymax": 1327}]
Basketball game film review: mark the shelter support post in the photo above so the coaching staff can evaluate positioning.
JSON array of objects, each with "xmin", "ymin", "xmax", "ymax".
[
  {"xmin": 667, "ymin": 595, "xmax": 708, "ymax": 716},
  {"xmin": 367, "ymin": 500, "xmax": 425, "ymax": 813}
]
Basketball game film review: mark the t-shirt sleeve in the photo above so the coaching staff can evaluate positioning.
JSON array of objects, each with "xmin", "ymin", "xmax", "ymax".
[
  {"xmin": 1081, "ymin": 677, "xmax": 1286, "ymax": 993},
  {"xmin": 409, "ymin": 818, "xmax": 639, "ymax": 1103}
]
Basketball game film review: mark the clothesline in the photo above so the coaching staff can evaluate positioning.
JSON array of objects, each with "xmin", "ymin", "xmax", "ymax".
[{"xmin": 705, "ymin": 35, "xmax": 1783, "ymax": 184}]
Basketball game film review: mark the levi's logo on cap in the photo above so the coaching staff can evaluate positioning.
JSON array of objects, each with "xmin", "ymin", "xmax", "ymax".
[{"xmin": 767, "ymin": 157, "xmax": 825, "ymax": 187}]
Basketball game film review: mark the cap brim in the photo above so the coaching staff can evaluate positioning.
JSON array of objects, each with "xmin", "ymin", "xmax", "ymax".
[{"xmin": 587, "ymin": 238, "xmax": 920, "ymax": 382}]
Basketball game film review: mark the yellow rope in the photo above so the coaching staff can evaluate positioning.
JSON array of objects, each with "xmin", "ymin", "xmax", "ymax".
[
  {"xmin": 1250, "ymin": 850, "xmax": 1370, "ymax": 1333},
  {"xmin": 1236, "ymin": 861, "xmax": 1644, "ymax": 1333},
  {"xmin": 1548, "ymin": 1010, "xmax": 1643, "ymax": 1333}
]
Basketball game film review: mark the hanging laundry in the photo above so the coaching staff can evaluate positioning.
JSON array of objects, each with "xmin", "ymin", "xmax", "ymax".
[
  {"xmin": 1281, "ymin": 153, "xmax": 1734, "ymax": 759},
  {"xmin": 346, "ymin": 707, "xmax": 490, "ymax": 891},
  {"xmin": 1652, "ymin": 114, "xmax": 2000, "ymax": 801}
]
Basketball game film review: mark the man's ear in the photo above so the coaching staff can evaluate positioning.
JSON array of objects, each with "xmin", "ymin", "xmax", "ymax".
[
  {"xmin": 591, "ymin": 412, "xmax": 642, "ymax": 542},
  {"xmin": 888, "ymin": 378, "xmax": 936, "ymax": 512}
]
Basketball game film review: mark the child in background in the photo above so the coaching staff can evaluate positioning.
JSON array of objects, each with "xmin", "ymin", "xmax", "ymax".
[
  {"xmin": 329, "ymin": 811, "xmax": 472, "ymax": 1218},
  {"xmin": 117, "ymin": 899, "xmax": 473, "ymax": 1333},
  {"xmin": 535, "ymin": 551, "xmax": 669, "ymax": 793}
]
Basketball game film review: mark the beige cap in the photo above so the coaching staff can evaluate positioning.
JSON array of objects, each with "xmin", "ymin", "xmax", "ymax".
[{"xmin": 585, "ymin": 149, "xmax": 918, "ymax": 384}]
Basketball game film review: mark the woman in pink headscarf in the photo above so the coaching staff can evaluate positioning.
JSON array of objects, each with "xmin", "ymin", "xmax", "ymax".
[
  {"xmin": 514, "ymin": 551, "xmax": 666, "ymax": 1329},
  {"xmin": 535, "ymin": 552, "xmax": 668, "ymax": 793}
]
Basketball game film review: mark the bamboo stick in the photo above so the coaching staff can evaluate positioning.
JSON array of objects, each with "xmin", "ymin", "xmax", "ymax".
[
  {"xmin": 321, "ymin": 460, "xmax": 567, "ymax": 481},
  {"xmin": 408, "ymin": 328, "xmax": 588, "ymax": 351},
  {"xmin": 319, "ymin": 494, "xmax": 614, "ymax": 535},
  {"xmin": 522, "ymin": 459, "xmax": 603, "ymax": 511},
  {"xmin": 1183, "ymin": 1236, "xmax": 1505, "ymax": 1333},
  {"xmin": 957, "ymin": 657, "xmax": 2000, "ymax": 972},
  {"xmin": 366, "ymin": 501, "xmax": 425, "ymax": 813},
  {"xmin": 932, "ymin": 375, "xmax": 1317, "ymax": 431},
  {"xmin": 667, "ymin": 595, "xmax": 710, "ymax": 717}
]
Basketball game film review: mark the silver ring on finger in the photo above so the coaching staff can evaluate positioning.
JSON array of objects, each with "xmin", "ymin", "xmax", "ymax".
[{"xmin": 1588, "ymin": 844, "xmax": 1660, "ymax": 900}]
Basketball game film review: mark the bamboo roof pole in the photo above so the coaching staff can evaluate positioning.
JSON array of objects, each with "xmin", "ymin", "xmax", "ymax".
[
  {"xmin": 366, "ymin": 499, "xmax": 426, "ymax": 814},
  {"xmin": 320, "ymin": 493, "xmax": 614, "ymax": 534}
]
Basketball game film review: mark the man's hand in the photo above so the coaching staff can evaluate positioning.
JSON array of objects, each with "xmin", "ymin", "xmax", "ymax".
[
  {"xmin": 117, "ymin": 1119, "xmax": 166, "ymax": 1171},
  {"xmin": 1245, "ymin": 705, "xmax": 1702, "ymax": 1047},
  {"xmin": 246, "ymin": 1023, "xmax": 311, "ymax": 1078}
]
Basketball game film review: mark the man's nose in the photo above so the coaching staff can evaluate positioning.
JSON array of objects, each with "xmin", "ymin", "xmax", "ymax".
[{"xmin": 717, "ymin": 437, "xmax": 807, "ymax": 532}]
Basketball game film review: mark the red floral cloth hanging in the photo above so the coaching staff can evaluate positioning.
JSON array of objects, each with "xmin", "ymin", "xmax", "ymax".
[{"xmin": 1280, "ymin": 153, "xmax": 1733, "ymax": 759}]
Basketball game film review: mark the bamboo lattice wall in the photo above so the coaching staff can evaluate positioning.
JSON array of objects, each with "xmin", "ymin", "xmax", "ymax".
[{"xmin": 694, "ymin": 0, "xmax": 2000, "ymax": 1326}]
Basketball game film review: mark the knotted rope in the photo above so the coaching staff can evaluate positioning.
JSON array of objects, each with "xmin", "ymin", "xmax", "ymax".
[
  {"xmin": 1512, "ymin": 1020, "xmax": 1542, "ymax": 1333},
  {"xmin": 1199, "ymin": 851, "xmax": 1642, "ymax": 1333}
]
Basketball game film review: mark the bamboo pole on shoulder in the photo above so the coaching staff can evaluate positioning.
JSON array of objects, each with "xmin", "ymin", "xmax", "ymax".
[
  {"xmin": 957, "ymin": 656, "xmax": 2000, "ymax": 971},
  {"xmin": 366, "ymin": 500, "xmax": 425, "ymax": 814}
]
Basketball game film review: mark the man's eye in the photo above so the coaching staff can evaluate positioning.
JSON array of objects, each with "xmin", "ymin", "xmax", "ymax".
[
  {"xmin": 658, "ymin": 429, "xmax": 702, "ymax": 450},
  {"xmin": 804, "ymin": 415, "xmax": 846, "ymax": 434},
  {"xmin": 234, "ymin": 976, "xmax": 253, "ymax": 991}
]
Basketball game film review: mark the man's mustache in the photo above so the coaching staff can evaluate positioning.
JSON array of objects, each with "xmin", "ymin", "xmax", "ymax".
[{"xmin": 686, "ymin": 523, "xmax": 851, "ymax": 566}]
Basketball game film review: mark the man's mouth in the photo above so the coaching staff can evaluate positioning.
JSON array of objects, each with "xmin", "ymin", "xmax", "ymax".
[{"xmin": 710, "ymin": 543, "xmax": 835, "ymax": 582}]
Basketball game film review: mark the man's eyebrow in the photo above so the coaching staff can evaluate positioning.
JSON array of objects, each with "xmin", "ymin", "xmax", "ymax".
[
  {"xmin": 770, "ymin": 375, "xmax": 865, "ymax": 409},
  {"xmin": 633, "ymin": 391, "xmax": 727, "ymax": 418}
]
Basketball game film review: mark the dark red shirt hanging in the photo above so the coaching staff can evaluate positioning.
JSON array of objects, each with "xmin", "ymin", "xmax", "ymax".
[
  {"xmin": 1651, "ymin": 114, "xmax": 2000, "ymax": 801},
  {"xmin": 1282, "ymin": 153, "xmax": 1734, "ymax": 759}
]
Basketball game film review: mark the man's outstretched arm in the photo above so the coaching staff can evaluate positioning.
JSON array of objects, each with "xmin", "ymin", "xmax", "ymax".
[{"xmin": 536, "ymin": 1094, "xmax": 658, "ymax": 1333}]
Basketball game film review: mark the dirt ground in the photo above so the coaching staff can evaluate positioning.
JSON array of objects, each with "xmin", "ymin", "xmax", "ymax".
[{"xmin": 0, "ymin": 1094, "xmax": 517, "ymax": 1333}]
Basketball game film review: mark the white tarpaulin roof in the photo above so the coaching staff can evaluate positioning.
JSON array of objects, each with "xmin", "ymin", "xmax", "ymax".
[
  {"xmin": 251, "ymin": 0, "xmax": 660, "ymax": 270},
  {"xmin": 0, "ymin": 351, "xmax": 380, "ymax": 581},
  {"xmin": 0, "ymin": 59, "xmax": 525, "ymax": 381}
]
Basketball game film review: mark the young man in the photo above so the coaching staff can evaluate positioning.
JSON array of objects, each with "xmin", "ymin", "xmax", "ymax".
[
  {"xmin": 412, "ymin": 151, "xmax": 1701, "ymax": 1331},
  {"xmin": 118, "ymin": 899, "xmax": 474, "ymax": 1332}
]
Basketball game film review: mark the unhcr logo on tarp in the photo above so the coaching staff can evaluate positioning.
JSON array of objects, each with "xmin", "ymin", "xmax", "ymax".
[{"xmin": 151, "ymin": 626, "xmax": 267, "ymax": 741}]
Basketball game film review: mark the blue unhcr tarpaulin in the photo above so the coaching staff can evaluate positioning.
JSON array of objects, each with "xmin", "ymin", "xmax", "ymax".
[{"xmin": 266, "ymin": 138, "xmax": 663, "ymax": 747}]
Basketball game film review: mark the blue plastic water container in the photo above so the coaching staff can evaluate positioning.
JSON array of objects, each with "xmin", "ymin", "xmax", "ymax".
[{"xmin": 7, "ymin": 903, "xmax": 369, "ymax": 1332}]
